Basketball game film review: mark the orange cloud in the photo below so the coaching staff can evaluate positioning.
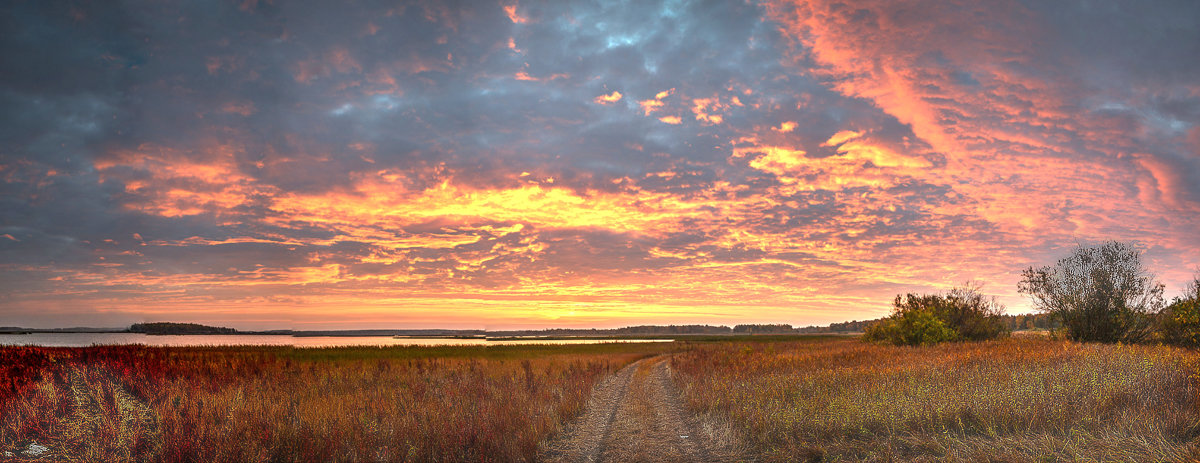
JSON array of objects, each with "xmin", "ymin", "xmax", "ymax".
[
  {"xmin": 94, "ymin": 140, "xmax": 272, "ymax": 219},
  {"xmin": 658, "ymin": 115, "xmax": 682, "ymax": 124},
  {"xmin": 691, "ymin": 97, "xmax": 726, "ymax": 124},
  {"xmin": 821, "ymin": 130, "xmax": 863, "ymax": 147},
  {"xmin": 594, "ymin": 91, "xmax": 623, "ymax": 105},
  {"xmin": 503, "ymin": 4, "xmax": 528, "ymax": 24},
  {"xmin": 639, "ymin": 99, "xmax": 664, "ymax": 115},
  {"xmin": 515, "ymin": 70, "xmax": 569, "ymax": 82},
  {"xmin": 639, "ymin": 88, "xmax": 674, "ymax": 115}
]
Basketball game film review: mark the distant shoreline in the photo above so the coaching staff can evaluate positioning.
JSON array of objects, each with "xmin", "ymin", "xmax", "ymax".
[{"xmin": 0, "ymin": 328, "xmax": 864, "ymax": 340}]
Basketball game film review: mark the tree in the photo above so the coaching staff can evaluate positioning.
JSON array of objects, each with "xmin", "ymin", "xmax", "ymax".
[
  {"xmin": 1161, "ymin": 273, "xmax": 1200, "ymax": 347},
  {"xmin": 1018, "ymin": 241, "xmax": 1164, "ymax": 343},
  {"xmin": 938, "ymin": 284, "xmax": 1009, "ymax": 340},
  {"xmin": 864, "ymin": 283, "xmax": 1008, "ymax": 346},
  {"xmin": 864, "ymin": 306, "xmax": 958, "ymax": 346}
]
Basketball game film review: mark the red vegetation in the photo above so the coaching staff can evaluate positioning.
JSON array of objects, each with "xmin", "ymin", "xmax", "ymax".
[{"xmin": 0, "ymin": 344, "xmax": 653, "ymax": 461}]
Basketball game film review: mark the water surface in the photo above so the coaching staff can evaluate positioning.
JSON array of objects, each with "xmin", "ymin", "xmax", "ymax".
[{"xmin": 0, "ymin": 333, "xmax": 672, "ymax": 348}]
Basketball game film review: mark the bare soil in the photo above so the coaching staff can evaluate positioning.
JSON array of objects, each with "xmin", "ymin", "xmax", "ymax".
[{"xmin": 539, "ymin": 357, "xmax": 742, "ymax": 462}]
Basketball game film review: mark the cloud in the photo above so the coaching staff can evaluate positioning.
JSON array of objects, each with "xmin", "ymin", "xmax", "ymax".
[
  {"xmin": 503, "ymin": 4, "xmax": 528, "ymax": 24},
  {"xmin": 594, "ymin": 90, "xmax": 623, "ymax": 105},
  {"xmin": 765, "ymin": 0, "xmax": 1200, "ymax": 277},
  {"xmin": 1, "ymin": 0, "xmax": 1197, "ymax": 329}
]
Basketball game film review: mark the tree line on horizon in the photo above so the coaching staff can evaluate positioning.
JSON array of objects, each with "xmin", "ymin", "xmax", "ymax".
[{"xmin": 863, "ymin": 240, "xmax": 1200, "ymax": 347}]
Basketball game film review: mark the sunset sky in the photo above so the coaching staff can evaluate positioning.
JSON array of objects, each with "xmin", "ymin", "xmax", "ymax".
[{"xmin": 2, "ymin": 0, "xmax": 1198, "ymax": 330}]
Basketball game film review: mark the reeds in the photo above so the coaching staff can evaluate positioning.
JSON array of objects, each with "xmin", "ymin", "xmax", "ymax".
[
  {"xmin": 0, "ymin": 344, "xmax": 658, "ymax": 462},
  {"xmin": 670, "ymin": 337, "xmax": 1200, "ymax": 461}
]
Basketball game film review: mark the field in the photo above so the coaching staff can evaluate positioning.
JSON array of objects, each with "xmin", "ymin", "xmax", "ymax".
[
  {"xmin": 672, "ymin": 336, "xmax": 1200, "ymax": 461},
  {"xmin": 2, "ymin": 337, "xmax": 1199, "ymax": 462},
  {"xmin": 0, "ymin": 343, "xmax": 664, "ymax": 462}
]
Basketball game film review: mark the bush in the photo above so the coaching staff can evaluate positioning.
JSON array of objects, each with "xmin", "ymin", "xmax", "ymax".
[
  {"xmin": 865, "ymin": 284, "xmax": 1008, "ymax": 346},
  {"xmin": 1018, "ymin": 241, "xmax": 1164, "ymax": 343},
  {"xmin": 1162, "ymin": 274, "xmax": 1200, "ymax": 347},
  {"xmin": 864, "ymin": 307, "xmax": 958, "ymax": 346}
]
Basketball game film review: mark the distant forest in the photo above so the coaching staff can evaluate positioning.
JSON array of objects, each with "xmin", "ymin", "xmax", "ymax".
[
  {"xmin": 795, "ymin": 313, "xmax": 1059, "ymax": 334},
  {"xmin": 113, "ymin": 315, "xmax": 1059, "ymax": 337},
  {"xmin": 128, "ymin": 322, "xmax": 237, "ymax": 335},
  {"xmin": 495, "ymin": 316, "xmax": 1060, "ymax": 337}
]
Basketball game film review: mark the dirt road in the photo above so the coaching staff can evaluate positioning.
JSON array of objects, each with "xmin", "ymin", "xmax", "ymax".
[{"xmin": 538, "ymin": 357, "xmax": 740, "ymax": 463}]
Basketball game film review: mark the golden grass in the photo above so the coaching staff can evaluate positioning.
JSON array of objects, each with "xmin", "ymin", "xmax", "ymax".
[
  {"xmin": 0, "ymin": 344, "xmax": 663, "ymax": 462},
  {"xmin": 6, "ymin": 338, "xmax": 1200, "ymax": 461},
  {"xmin": 670, "ymin": 337, "xmax": 1200, "ymax": 462}
]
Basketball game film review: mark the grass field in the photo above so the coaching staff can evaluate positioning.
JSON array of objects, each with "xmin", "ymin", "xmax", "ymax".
[
  {"xmin": 671, "ymin": 336, "xmax": 1200, "ymax": 461},
  {"xmin": 0, "ymin": 343, "xmax": 667, "ymax": 462},
  {"xmin": 3, "ymin": 337, "xmax": 1199, "ymax": 461}
]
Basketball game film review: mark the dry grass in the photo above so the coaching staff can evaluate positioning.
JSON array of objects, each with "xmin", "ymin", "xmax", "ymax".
[
  {"xmin": 0, "ymin": 344, "xmax": 663, "ymax": 462},
  {"xmin": 6, "ymin": 338, "xmax": 1200, "ymax": 461},
  {"xmin": 670, "ymin": 337, "xmax": 1200, "ymax": 462}
]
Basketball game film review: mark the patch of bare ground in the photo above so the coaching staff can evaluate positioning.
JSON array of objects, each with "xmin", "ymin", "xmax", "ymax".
[{"xmin": 539, "ymin": 357, "xmax": 743, "ymax": 463}]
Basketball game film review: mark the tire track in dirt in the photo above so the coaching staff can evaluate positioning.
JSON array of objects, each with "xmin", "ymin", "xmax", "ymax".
[
  {"xmin": 539, "ymin": 357, "xmax": 739, "ymax": 463},
  {"xmin": 539, "ymin": 359, "xmax": 641, "ymax": 462}
]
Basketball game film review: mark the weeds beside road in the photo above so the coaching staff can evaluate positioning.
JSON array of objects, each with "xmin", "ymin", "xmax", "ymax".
[{"xmin": 3, "ymin": 337, "xmax": 1200, "ymax": 461}]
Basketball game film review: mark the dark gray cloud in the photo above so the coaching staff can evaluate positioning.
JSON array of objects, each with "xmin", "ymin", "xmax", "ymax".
[{"xmin": 1, "ymin": 0, "xmax": 1197, "ymax": 329}]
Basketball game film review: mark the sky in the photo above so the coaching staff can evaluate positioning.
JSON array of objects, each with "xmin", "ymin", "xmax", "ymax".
[{"xmin": 1, "ymin": 0, "xmax": 1198, "ymax": 330}]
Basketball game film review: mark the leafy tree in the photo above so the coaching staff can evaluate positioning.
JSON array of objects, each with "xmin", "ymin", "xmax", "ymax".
[
  {"xmin": 937, "ymin": 284, "xmax": 1009, "ymax": 340},
  {"xmin": 864, "ymin": 284, "xmax": 1008, "ymax": 346},
  {"xmin": 1161, "ymin": 274, "xmax": 1200, "ymax": 347},
  {"xmin": 864, "ymin": 307, "xmax": 958, "ymax": 346},
  {"xmin": 1018, "ymin": 241, "xmax": 1164, "ymax": 343}
]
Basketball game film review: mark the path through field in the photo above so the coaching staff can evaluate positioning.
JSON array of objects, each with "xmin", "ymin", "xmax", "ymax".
[{"xmin": 538, "ymin": 357, "xmax": 740, "ymax": 462}]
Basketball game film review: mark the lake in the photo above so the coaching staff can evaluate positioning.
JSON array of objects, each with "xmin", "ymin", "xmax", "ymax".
[{"xmin": 0, "ymin": 333, "xmax": 674, "ymax": 348}]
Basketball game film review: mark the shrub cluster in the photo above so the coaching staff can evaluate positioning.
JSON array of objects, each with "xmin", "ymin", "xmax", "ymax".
[
  {"xmin": 1018, "ymin": 241, "xmax": 1164, "ymax": 343},
  {"xmin": 1161, "ymin": 276, "xmax": 1200, "ymax": 347},
  {"xmin": 1014, "ymin": 241, "xmax": 1200, "ymax": 347},
  {"xmin": 865, "ymin": 284, "xmax": 1008, "ymax": 346}
]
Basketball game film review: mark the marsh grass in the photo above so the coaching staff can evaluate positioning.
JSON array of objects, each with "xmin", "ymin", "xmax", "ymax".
[
  {"xmin": 6, "ymin": 338, "xmax": 1198, "ymax": 461},
  {"xmin": 0, "ymin": 343, "xmax": 669, "ymax": 462},
  {"xmin": 671, "ymin": 337, "xmax": 1200, "ymax": 461}
]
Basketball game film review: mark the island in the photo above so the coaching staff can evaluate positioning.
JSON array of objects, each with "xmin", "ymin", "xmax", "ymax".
[{"xmin": 128, "ymin": 322, "xmax": 238, "ymax": 335}]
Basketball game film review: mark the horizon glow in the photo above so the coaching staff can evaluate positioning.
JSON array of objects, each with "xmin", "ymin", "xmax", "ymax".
[{"xmin": 1, "ymin": 0, "xmax": 1198, "ymax": 330}]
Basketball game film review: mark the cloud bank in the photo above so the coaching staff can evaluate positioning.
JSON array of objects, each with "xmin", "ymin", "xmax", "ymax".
[{"xmin": 1, "ymin": 0, "xmax": 1197, "ymax": 329}]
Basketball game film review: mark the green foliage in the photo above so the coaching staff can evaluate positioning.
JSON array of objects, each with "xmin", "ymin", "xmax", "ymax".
[
  {"xmin": 1161, "ymin": 275, "xmax": 1200, "ymax": 348},
  {"xmin": 997, "ymin": 312, "xmax": 1058, "ymax": 331},
  {"xmin": 864, "ymin": 284, "xmax": 1007, "ymax": 346},
  {"xmin": 864, "ymin": 307, "xmax": 958, "ymax": 346},
  {"xmin": 731, "ymin": 324, "xmax": 795, "ymax": 334},
  {"xmin": 1019, "ymin": 241, "xmax": 1164, "ymax": 343}
]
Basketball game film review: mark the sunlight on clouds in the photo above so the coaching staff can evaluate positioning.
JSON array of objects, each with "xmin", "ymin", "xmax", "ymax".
[
  {"xmin": 6, "ymin": 0, "xmax": 1198, "ymax": 330},
  {"xmin": 691, "ymin": 97, "xmax": 726, "ymax": 124},
  {"xmin": 639, "ymin": 88, "xmax": 673, "ymax": 115},
  {"xmin": 594, "ymin": 91, "xmax": 623, "ymax": 105},
  {"xmin": 764, "ymin": 0, "xmax": 1200, "ymax": 287},
  {"xmin": 503, "ymin": 4, "xmax": 528, "ymax": 24},
  {"xmin": 639, "ymin": 99, "xmax": 664, "ymax": 115},
  {"xmin": 95, "ymin": 142, "xmax": 272, "ymax": 218},
  {"xmin": 269, "ymin": 174, "xmax": 707, "ymax": 235}
]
